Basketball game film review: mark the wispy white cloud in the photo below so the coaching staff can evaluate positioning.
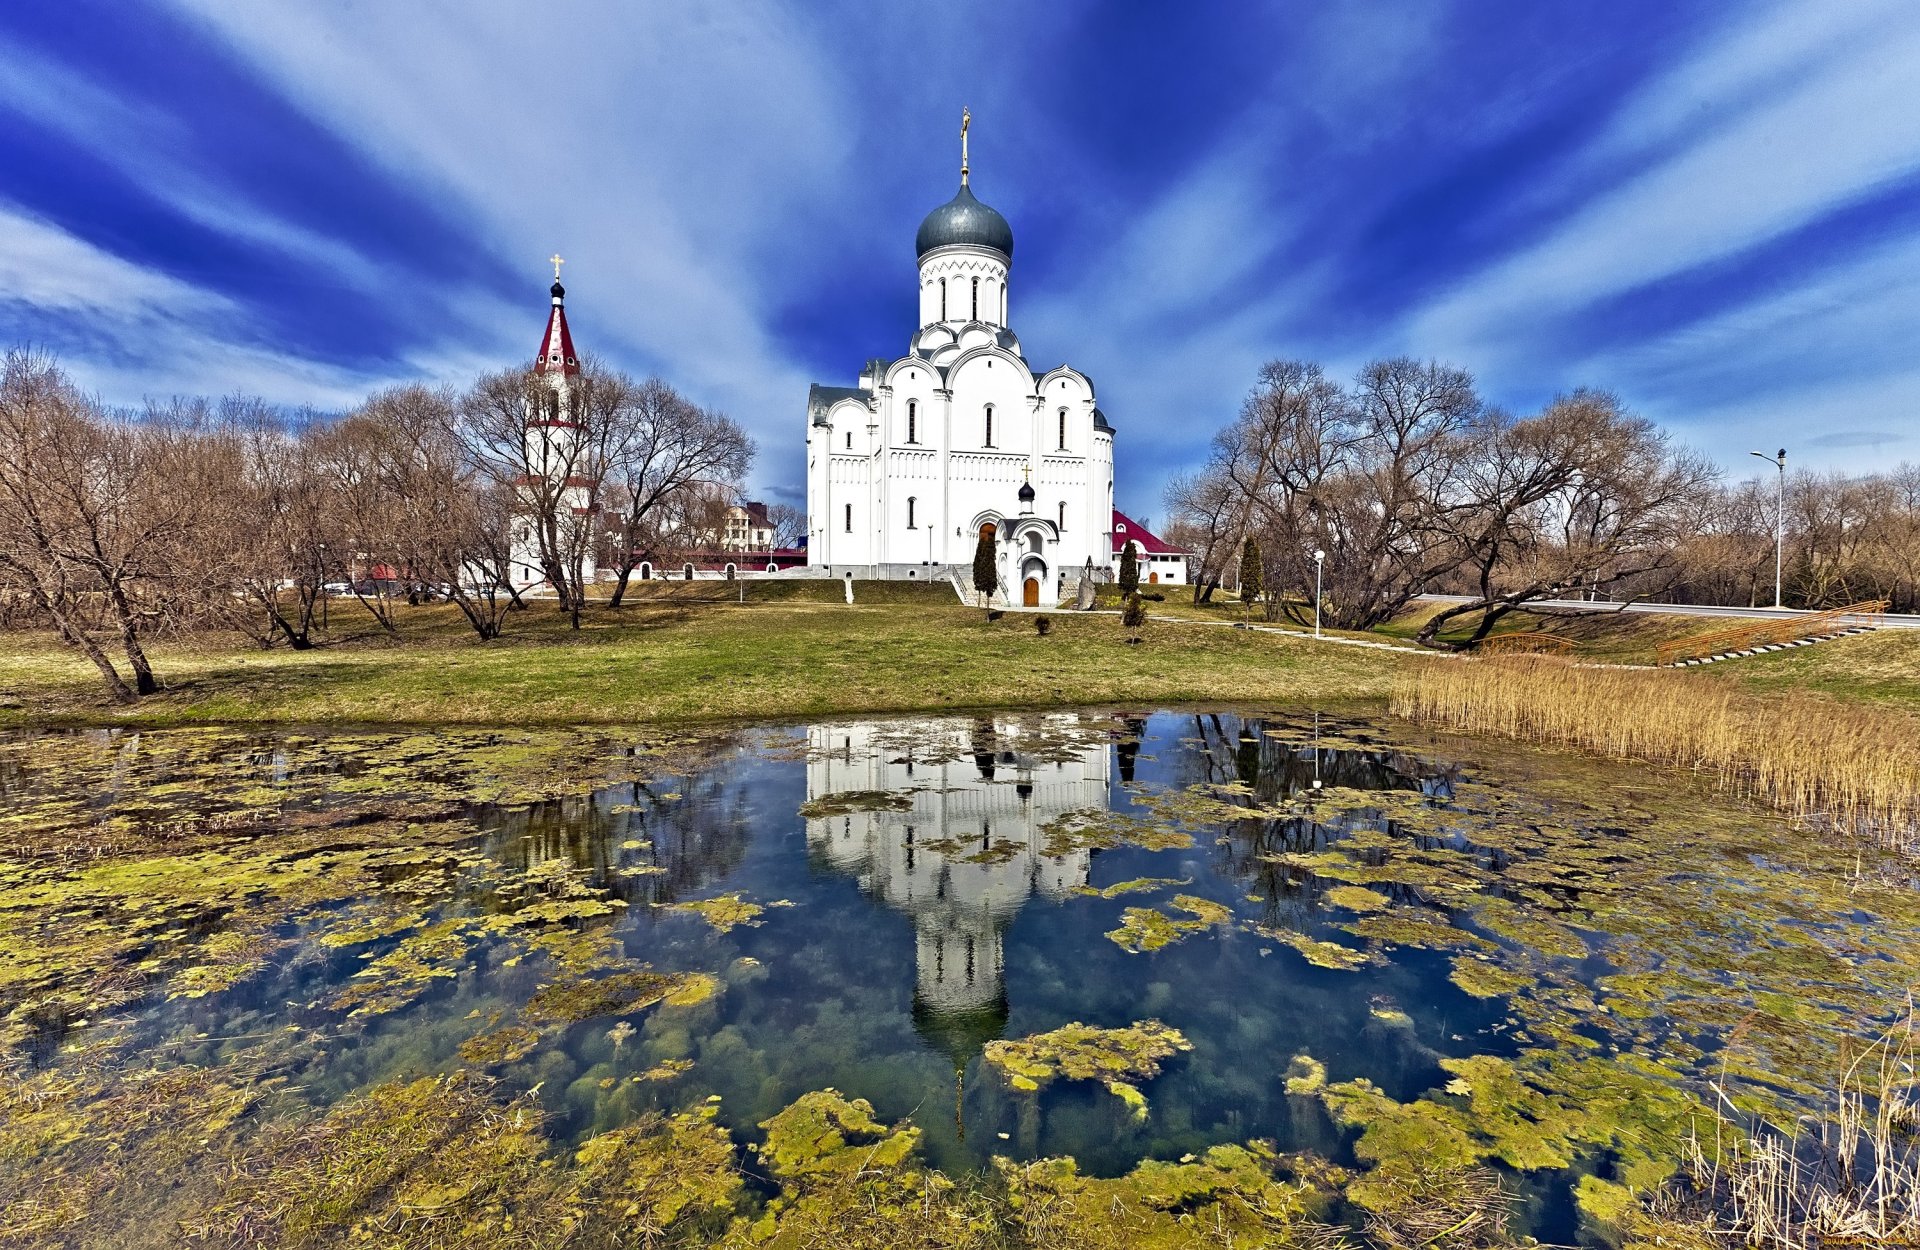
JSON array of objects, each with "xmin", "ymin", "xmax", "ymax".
[
  {"xmin": 0, "ymin": 204, "xmax": 413, "ymax": 409},
  {"xmin": 1403, "ymin": 2, "xmax": 1920, "ymax": 370},
  {"xmin": 1589, "ymin": 229, "xmax": 1920, "ymax": 471},
  {"xmin": 166, "ymin": 0, "xmax": 857, "ymax": 489}
]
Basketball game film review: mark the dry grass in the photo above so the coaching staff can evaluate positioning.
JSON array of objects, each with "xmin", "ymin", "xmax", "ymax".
[
  {"xmin": 1666, "ymin": 1008, "xmax": 1920, "ymax": 1249},
  {"xmin": 1391, "ymin": 656, "xmax": 1920, "ymax": 854}
]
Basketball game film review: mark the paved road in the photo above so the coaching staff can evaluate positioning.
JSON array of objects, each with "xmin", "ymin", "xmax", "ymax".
[{"xmin": 1416, "ymin": 594, "xmax": 1920, "ymax": 630}]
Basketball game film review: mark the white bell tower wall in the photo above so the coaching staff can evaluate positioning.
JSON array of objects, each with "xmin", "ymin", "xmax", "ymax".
[{"xmin": 918, "ymin": 246, "xmax": 1009, "ymax": 328}]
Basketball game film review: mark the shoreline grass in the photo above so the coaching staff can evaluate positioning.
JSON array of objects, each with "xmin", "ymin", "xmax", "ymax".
[
  {"xmin": 1392, "ymin": 655, "xmax": 1920, "ymax": 854},
  {"xmin": 0, "ymin": 591, "xmax": 1409, "ymax": 729}
]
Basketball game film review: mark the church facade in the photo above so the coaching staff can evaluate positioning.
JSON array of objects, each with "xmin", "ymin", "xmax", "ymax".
[{"xmin": 805, "ymin": 121, "xmax": 1115, "ymax": 608}]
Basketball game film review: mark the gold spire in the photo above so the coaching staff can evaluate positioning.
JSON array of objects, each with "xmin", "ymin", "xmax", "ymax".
[{"xmin": 961, "ymin": 107, "xmax": 971, "ymax": 186}]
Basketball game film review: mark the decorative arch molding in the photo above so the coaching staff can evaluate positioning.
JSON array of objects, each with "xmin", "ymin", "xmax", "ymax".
[
  {"xmin": 1035, "ymin": 366, "xmax": 1096, "ymax": 404},
  {"xmin": 1000, "ymin": 516, "xmax": 1060, "ymax": 545},
  {"xmin": 945, "ymin": 344, "xmax": 1035, "ymax": 389}
]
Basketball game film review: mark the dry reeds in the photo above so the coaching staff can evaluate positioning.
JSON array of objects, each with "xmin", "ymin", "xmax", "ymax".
[
  {"xmin": 1675, "ymin": 1008, "xmax": 1920, "ymax": 1248},
  {"xmin": 1391, "ymin": 656, "xmax": 1920, "ymax": 854}
]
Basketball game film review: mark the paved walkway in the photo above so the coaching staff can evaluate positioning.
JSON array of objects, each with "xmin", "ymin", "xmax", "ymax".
[{"xmin": 1416, "ymin": 594, "xmax": 1920, "ymax": 631}]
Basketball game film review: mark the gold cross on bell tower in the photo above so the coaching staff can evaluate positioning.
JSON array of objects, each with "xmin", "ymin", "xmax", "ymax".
[{"xmin": 549, "ymin": 253, "xmax": 565, "ymax": 281}]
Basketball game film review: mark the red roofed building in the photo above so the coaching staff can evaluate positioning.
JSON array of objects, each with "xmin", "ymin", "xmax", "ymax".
[{"xmin": 1110, "ymin": 509, "xmax": 1189, "ymax": 586}]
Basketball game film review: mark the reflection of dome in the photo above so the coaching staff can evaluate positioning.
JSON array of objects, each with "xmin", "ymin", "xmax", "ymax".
[
  {"xmin": 914, "ymin": 992, "xmax": 1010, "ymax": 1071},
  {"xmin": 802, "ymin": 718, "xmax": 1110, "ymax": 1064},
  {"xmin": 916, "ymin": 184, "xmax": 1014, "ymax": 261}
]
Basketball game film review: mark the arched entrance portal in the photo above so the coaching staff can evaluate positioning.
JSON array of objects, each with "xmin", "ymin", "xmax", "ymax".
[{"xmin": 1023, "ymin": 577, "xmax": 1040, "ymax": 607}]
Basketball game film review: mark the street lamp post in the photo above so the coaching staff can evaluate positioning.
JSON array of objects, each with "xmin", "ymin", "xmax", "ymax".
[
  {"xmin": 1749, "ymin": 448, "xmax": 1786, "ymax": 610},
  {"xmin": 1313, "ymin": 549, "xmax": 1326, "ymax": 639}
]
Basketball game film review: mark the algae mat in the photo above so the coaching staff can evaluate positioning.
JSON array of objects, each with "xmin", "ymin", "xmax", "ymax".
[{"xmin": 2, "ymin": 710, "xmax": 1915, "ymax": 1248}]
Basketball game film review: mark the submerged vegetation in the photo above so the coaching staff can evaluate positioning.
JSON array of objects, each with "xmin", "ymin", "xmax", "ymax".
[{"xmin": 1394, "ymin": 654, "xmax": 1920, "ymax": 854}]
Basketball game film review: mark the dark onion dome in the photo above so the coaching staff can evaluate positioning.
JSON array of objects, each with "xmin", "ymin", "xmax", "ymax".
[
  {"xmin": 916, "ymin": 183, "xmax": 1013, "ymax": 261},
  {"xmin": 550, "ymin": 280, "xmax": 566, "ymax": 300},
  {"xmin": 1017, "ymin": 478, "xmax": 1036, "ymax": 503}
]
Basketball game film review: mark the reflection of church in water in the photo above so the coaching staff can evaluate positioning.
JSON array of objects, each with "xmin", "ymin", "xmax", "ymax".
[{"xmin": 803, "ymin": 717, "xmax": 1111, "ymax": 1062}]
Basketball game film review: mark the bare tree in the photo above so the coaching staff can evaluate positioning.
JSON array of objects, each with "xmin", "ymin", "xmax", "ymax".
[
  {"xmin": 0, "ymin": 350, "xmax": 231, "ymax": 700},
  {"xmin": 350, "ymin": 385, "xmax": 519, "ymax": 639},
  {"xmin": 600, "ymin": 377, "xmax": 752, "ymax": 606},
  {"xmin": 766, "ymin": 502, "xmax": 806, "ymax": 549},
  {"xmin": 1414, "ymin": 392, "xmax": 1717, "ymax": 647}
]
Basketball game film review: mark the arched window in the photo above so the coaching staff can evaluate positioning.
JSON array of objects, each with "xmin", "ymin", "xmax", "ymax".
[
  {"xmin": 971, "ymin": 276, "xmax": 979, "ymax": 320},
  {"xmin": 639, "ymin": 561, "xmax": 651, "ymax": 581},
  {"xmin": 683, "ymin": 563, "xmax": 695, "ymax": 581},
  {"xmin": 724, "ymin": 563, "xmax": 736, "ymax": 581},
  {"xmin": 939, "ymin": 278, "xmax": 947, "ymax": 320},
  {"xmin": 845, "ymin": 431, "xmax": 852, "ymax": 450},
  {"xmin": 983, "ymin": 405, "xmax": 994, "ymax": 447},
  {"xmin": 1057, "ymin": 501, "xmax": 1067, "ymax": 530},
  {"xmin": 906, "ymin": 400, "xmax": 917, "ymax": 444},
  {"xmin": 906, "ymin": 496, "xmax": 917, "ymax": 529},
  {"xmin": 766, "ymin": 562, "xmax": 777, "ymax": 573},
  {"xmin": 1058, "ymin": 408, "xmax": 1068, "ymax": 450},
  {"xmin": 844, "ymin": 503, "xmax": 852, "ymax": 533}
]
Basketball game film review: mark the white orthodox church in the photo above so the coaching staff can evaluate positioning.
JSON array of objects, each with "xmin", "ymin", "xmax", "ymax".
[{"xmin": 806, "ymin": 117, "xmax": 1115, "ymax": 608}]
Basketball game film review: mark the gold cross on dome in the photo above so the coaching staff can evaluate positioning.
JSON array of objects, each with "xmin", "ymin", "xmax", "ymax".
[{"xmin": 549, "ymin": 253, "xmax": 565, "ymax": 280}]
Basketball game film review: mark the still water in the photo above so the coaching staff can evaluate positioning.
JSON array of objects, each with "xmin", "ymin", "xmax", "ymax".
[{"xmin": 6, "ymin": 709, "xmax": 1915, "ymax": 1243}]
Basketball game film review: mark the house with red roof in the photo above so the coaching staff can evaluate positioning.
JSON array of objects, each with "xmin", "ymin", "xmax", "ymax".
[{"xmin": 1110, "ymin": 509, "xmax": 1189, "ymax": 586}]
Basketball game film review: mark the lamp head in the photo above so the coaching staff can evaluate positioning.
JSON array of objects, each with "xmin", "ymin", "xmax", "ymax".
[{"xmin": 1313, "ymin": 549, "xmax": 1326, "ymax": 562}]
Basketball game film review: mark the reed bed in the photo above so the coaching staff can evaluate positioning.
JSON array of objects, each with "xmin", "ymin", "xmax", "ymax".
[
  {"xmin": 1670, "ymin": 1008, "xmax": 1920, "ymax": 1248},
  {"xmin": 1391, "ymin": 656, "xmax": 1920, "ymax": 854}
]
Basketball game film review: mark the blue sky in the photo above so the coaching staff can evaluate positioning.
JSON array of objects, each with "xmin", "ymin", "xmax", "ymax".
[{"xmin": 3, "ymin": 2, "xmax": 1918, "ymax": 516}]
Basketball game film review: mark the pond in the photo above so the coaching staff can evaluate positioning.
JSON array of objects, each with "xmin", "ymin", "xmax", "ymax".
[{"xmin": 4, "ymin": 710, "xmax": 1917, "ymax": 1247}]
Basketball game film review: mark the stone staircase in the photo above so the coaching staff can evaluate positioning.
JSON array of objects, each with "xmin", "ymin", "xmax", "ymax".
[{"xmin": 1671, "ymin": 623, "xmax": 1879, "ymax": 667}]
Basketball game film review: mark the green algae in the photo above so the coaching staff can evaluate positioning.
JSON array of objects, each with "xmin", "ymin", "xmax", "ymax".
[
  {"xmin": 1253, "ymin": 924, "xmax": 1381, "ymax": 971},
  {"xmin": 1322, "ymin": 884, "xmax": 1391, "ymax": 913},
  {"xmin": 798, "ymin": 790, "xmax": 916, "ymax": 818},
  {"xmin": 1037, "ymin": 808, "xmax": 1194, "ymax": 855},
  {"xmin": 1075, "ymin": 875, "xmax": 1190, "ymax": 899},
  {"xmin": 997, "ymin": 1141, "xmax": 1348, "ymax": 1250},
  {"xmin": 1284, "ymin": 1053, "xmax": 1327, "ymax": 1095},
  {"xmin": 457, "ymin": 1024, "xmax": 542, "ymax": 1066},
  {"xmin": 666, "ymin": 893, "xmax": 766, "ymax": 933},
  {"xmin": 983, "ymin": 1020, "xmax": 1192, "ymax": 1121},
  {"xmin": 1104, "ymin": 895, "xmax": 1233, "ymax": 954},
  {"xmin": 523, "ymin": 968, "xmax": 720, "ymax": 1025},
  {"xmin": 1448, "ymin": 954, "xmax": 1534, "ymax": 1000}
]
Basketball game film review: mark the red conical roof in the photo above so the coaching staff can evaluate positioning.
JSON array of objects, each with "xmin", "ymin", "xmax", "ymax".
[{"xmin": 534, "ymin": 281, "xmax": 579, "ymax": 376}]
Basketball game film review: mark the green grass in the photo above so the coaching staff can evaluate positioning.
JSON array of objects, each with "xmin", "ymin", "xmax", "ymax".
[
  {"xmin": 1700, "ymin": 628, "xmax": 1920, "ymax": 710},
  {"xmin": 0, "ymin": 586, "xmax": 1407, "ymax": 727}
]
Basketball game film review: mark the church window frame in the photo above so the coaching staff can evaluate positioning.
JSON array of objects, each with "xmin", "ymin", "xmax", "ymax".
[
  {"xmin": 845, "ymin": 430, "xmax": 852, "ymax": 450},
  {"xmin": 844, "ymin": 503, "xmax": 853, "ymax": 533},
  {"xmin": 683, "ymin": 563, "xmax": 695, "ymax": 581},
  {"xmin": 983, "ymin": 404, "xmax": 994, "ymax": 448},
  {"xmin": 971, "ymin": 276, "xmax": 979, "ymax": 320},
  {"xmin": 1057, "ymin": 407, "xmax": 1068, "ymax": 450},
  {"xmin": 1057, "ymin": 501, "xmax": 1067, "ymax": 530},
  {"xmin": 906, "ymin": 496, "xmax": 917, "ymax": 529},
  {"xmin": 906, "ymin": 400, "xmax": 917, "ymax": 444},
  {"xmin": 939, "ymin": 278, "xmax": 947, "ymax": 321}
]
